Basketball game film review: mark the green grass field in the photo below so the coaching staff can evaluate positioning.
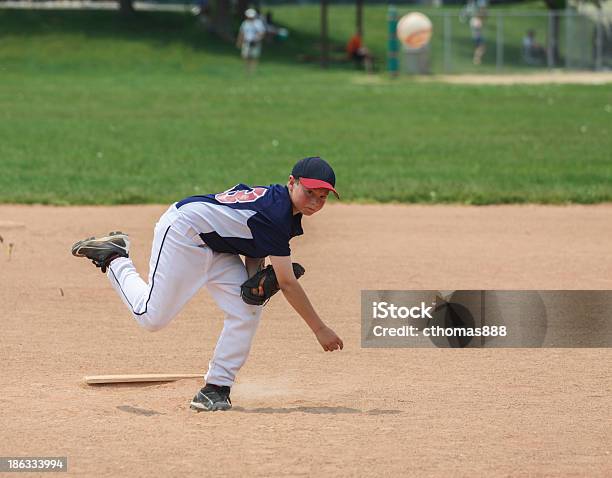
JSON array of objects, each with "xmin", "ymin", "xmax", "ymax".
[{"xmin": 0, "ymin": 5, "xmax": 611, "ymax": 204}]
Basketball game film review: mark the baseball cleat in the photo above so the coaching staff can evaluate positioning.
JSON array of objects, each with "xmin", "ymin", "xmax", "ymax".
[
  {"xmin": 71, "ymin": 231, "xmax": 130, "ymax": 273},
  {"xmin": 190, "ymin": 384, "xmax": 232, "ymax": 412}
]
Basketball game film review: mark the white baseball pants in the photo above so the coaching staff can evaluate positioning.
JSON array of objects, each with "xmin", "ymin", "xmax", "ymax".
[{"xmin": 107, "ymin": 205, "xmax": 263, "ymax": 387}]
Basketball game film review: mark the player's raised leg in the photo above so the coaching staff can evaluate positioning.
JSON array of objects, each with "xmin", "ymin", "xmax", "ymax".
[
  {"xmin": 71, "ymin": 232, "xmax": 130, "ymax": 273},
  {"xmin": 106, "ymin": 210, "xmax": 212, "ymax": 332}
]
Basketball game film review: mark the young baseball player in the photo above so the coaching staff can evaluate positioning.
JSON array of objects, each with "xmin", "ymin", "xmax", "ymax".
[{"xmin": 72, "ymin": 156, "xmax": 344, "ymax": 411}]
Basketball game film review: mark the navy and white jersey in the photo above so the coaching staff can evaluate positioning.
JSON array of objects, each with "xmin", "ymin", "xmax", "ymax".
[{"xmin": 174, "ymin": 184, "xmax": 303, "ymax": 258}]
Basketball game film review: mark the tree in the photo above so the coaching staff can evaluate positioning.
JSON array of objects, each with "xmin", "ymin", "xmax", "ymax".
[
  {"xmin": 211, "ymin": 0, "xmax": 233, "ymax": 41},
  {"xmin": 207, "ymin": 0, "xmax": 253, "ymax": 42},
  {"xmin": 119, "ymin": 0, "xmax": 134, "ymax": 15},
  {"xmin": 543, "ymin": 0, "xmax": 602, "ymax": 66},
  {"xmin": 543, "ymin": 0, "xmax": 566, "ymax": 65}
]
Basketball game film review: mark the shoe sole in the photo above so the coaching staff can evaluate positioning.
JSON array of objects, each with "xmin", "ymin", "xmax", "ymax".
[
  {"xmin": 189, "ymin": 401, "xmax": 232, "ymax": 412},
  {"xmin": 71, "ymin": 232, "xmax": 129, "ymax": 258}
]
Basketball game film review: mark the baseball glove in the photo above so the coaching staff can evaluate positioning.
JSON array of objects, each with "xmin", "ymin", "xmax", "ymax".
[{"xmin": 240, "ymin": 263, "xmax": 305, "ymax": 306}]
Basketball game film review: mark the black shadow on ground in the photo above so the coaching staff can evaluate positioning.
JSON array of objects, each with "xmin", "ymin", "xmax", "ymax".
[{"xmin": 117, "ymin": 404, "xmax": 165, "ymax": 416}]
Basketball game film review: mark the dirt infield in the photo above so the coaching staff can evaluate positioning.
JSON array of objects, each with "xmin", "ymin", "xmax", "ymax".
[
  {"xmin": 1, "ymin": 204, "xmax": 611, "ymax": 476},
  {"xmin": 424, "ymin": 72, "xmax": 612, "ymax": 85}
]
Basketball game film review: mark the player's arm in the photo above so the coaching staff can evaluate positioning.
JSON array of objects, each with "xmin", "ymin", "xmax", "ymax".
[
  {"xmin": 244, "ymin": 256, "xmax": 265, "ymax": 277},
  {"xmin": 269, "ymin": 255, "xmax": 343, "ymax": 352},
  {"xmin": 236, "ymin": 30, "xmax": 243, "ymax": 48}
]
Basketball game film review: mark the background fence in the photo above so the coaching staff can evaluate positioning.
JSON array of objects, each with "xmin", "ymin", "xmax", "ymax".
[
  {"xmin": 1, "ymin": 1, "xmax": 611, "ymax": 73},
  {"xmin": 396, "ymin": 8, "xmax": 612, "ymax": 74}
]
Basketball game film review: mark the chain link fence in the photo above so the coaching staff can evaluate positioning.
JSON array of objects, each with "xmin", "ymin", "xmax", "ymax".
[{"xmin": 396, "ymin": 8, "xmax": 612, "ymax": 74}]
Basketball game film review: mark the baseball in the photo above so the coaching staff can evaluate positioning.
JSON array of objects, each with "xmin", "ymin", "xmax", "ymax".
[{"xmin": 397, "ymin": 12, "xmax": 433, "ymax": 50}]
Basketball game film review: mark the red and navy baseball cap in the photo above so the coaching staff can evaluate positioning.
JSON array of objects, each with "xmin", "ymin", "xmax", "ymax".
[{"xmin": 291, "ymin": 156, "xmax": 339, "ymax": 199}]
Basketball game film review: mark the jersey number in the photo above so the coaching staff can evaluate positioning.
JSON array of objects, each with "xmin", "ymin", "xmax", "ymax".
[{"xmin": 215, "ymin": 187, "xmax": 267, "ymax": 204}]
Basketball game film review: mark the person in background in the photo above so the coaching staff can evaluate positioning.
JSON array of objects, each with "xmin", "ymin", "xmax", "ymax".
[
  {"xmin": 236, "ymin": 8, "xmax": 266, "ymax": 74},
  {"xmin": 523, "ymin": 29, "xmax": 546, "ymax": 65},
  {"xmin": 346, "ymin": 33, "xmax": 374, "ymax": 73},
  {"xmin": 470, "ymin": 15, "xmax": 486, "ymax": 65}
]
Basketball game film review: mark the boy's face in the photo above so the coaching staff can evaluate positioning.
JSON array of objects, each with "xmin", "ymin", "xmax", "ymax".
[{"xmin": 288, "ymin": 176, "xmax": 329, "ymax": 216}]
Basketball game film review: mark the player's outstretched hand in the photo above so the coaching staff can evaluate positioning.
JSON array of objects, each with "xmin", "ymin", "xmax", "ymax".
[{"xmin": 315, "ymin": 326, "xmax": 344, "ymax": 352}]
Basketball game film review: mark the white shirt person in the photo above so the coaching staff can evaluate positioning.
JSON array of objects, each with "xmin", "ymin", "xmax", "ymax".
[{"xmin": 236, "ymin": 8, "xmax": 266, "ymax": 73}]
